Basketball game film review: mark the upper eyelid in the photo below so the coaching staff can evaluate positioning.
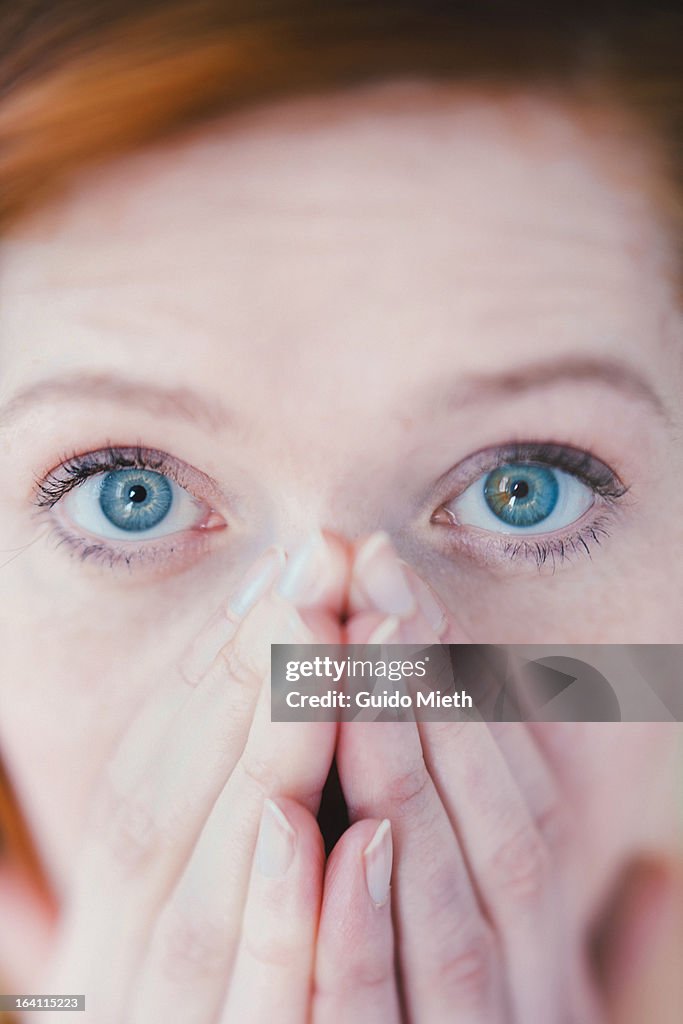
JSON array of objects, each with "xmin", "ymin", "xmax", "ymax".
[
  {"xmin": 33, "ymin": 445, "xmax": 223, "ymax": 509},
  {"xmin": 431, "ymin": 442, "xmax": 627, "ymax": 506}
]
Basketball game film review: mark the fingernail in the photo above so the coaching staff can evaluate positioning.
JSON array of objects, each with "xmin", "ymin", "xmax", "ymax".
[
  {"xmin": 363, "ymin": 819, "xmax": 393, "ymax": 908},
  {"xmin": 368, "ymin": 616, "xmax": 401, "ymax": 644},
  {"xmin": 255, "ymin": 799, "xmax": 297, "ymax": 879},
  {"xmin": 276, "ymin": 531, "xmax": 328, "ymax": 606},
  {"xmin": 228, "ymin": 547, "xmax": 285, "ymax": 618},
  {"xmin": 354, "ymin": 533, "xmax": 416, "ymax": 617},
  {"xmin": 410, "ymin": 574, "xmax": 446, "ymax": 635}
]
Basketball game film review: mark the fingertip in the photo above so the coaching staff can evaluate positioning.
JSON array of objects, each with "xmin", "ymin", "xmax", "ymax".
[
  {"xmin": 250, "ymin": 797, "xmax": 325, "ymax": 919},
  {"xmin": 349, "ymin": 532, "xmax": 416, "ymax": 618},
  {"xmin": 325, "ymin": 817, "xmax": 393, "ymax": 911},
  {"xmin": 266, "ymin": 796, "xmax": 326, "ymax": 869},
  {"xmin": 403, "ymin": 567, "xmax": 448, "ymax": 637},
  {"xmin": 276, "ymin": 530, "xmax": 350, "ymax": 614},
  {"xmin": 228, "ymin": 545, "xmax": 287, "ymax": 619},
  {"xmin": 362, "ymin": 819, "xmax": 393, "ymax": 909},
  {"xmin": 326, "ymin": 816, "xmax": 386, "ymax": 872},
  {"xmin": 315, "ymin": 817, "xmax": 398, "ymax": 1016}
]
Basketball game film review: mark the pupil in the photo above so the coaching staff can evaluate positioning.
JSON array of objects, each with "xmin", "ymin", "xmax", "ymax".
[
  {"xmin": 510, "ymin": 479, "xmax": 529, "ymax": 499},
  {"xmin": 128, "ymin": 484, "xmax": 148, "ymax": 504}
]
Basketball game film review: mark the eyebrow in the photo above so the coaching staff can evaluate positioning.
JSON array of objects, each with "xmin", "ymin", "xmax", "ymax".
[
  {"xmin": 0, "ymin": 372, "xmax": 232, "ymax": 432},
  {"xmin": 0, "ymin": 355, "xmax": 668, "ymax": 433},
  {"xmin": 431, "ymin": 356, "xmax": 669, "ymax": 420}
]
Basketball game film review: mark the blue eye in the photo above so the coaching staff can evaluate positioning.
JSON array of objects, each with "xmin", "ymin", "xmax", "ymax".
[
  {"xmin": 99, "ymin": 469, "xmax": 173, "ymax": 532},
  {"xmin": 447, "ymin": 461, "xmax": 594, "ymax": 535},
  {"xmin": 61, "ymin": 467, "xmax": 207, "ymax": 541},
  {"xmin": 483, "ymin": 464, "xmax": 559, "ymax": 527}
]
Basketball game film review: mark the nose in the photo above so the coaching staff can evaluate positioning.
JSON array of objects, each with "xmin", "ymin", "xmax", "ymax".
[{"xmin": 260, "ymin": 477, "xmax": 391, "ymax": 560}]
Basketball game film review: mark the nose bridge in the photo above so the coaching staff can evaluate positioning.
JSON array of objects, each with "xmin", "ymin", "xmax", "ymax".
[
  {"xmin": 240, "ymin": 376, "xmax": 400, "ymax": 548},
  {"xmin": 257, "ymin": 439, "xmax": 387, "ymax": 551},
  {"xmin": 264, "ymin": 476, "xmax": 371, "ymax": 551}
]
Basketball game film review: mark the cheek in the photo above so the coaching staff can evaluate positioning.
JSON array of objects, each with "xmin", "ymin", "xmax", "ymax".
[
  {"xmin": 576, "ymin": 725, "xmax": 682, "ymax": 876},
  {"xmin": 416, "ymin": 543, "xmax": 682, "ymax": 643}
]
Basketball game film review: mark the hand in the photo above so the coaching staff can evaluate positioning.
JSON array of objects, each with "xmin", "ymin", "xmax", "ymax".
[
  {"xmin": 340, "ymin": 531, "xmax": 604, "ymax": 1023},
  {"xmin": 12, "ymin": 537, "xmax": 348, "ymax": 1023}
]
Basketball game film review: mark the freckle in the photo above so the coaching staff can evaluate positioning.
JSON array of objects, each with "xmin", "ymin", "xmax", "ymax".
[{"xmin": 398, "ymin": 415, "xmax": 415, "ymax": 432}]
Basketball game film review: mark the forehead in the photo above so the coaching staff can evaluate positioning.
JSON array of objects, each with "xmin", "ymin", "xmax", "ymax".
[
  {"xmin": 9, "ymin": 80, "xmax": 660, "ymax": 251},
  {"xmin": 0, "ymin": 79, "xmax": 674, "ymax": 396}
]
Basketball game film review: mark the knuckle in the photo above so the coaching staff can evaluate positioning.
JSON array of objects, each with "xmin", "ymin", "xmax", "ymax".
[
  {"xmin": 238, "ymin": 752, "xmax": 281, "ymax": 796},
  {"xmin": 332, "ymin": 934, "xmax": 394, "ymax": 993},
  {"xmin": 242, "ymin": 926, "xmax": 299, "ymax": 972},
  {"xmin": 489, "ymin": 822, "xmax": 549, "ymax": 904},
  {"xmin": 316, "ymin": 953, "xmax": 392, "ymax": 1003},
  {"xmin": 178, "ymin": 655, "xmax": 201, "ymax": 689},
  {"xmin": 347, "ymin": 954, "xmax": 394, "ymax": 993},
  {"xmin": 160, "ymin": 906, "xmax": 229, "ymax": 981},
  {"xmin": 216, "ymin": 642, "xmax": 261, "ymax": 691},
  {"xmin": 536, "ymin": 801, "xmax": 570, "ymax": 852},
  {"xmin": 102, "ymin": 789, "xmax": 161, "ymax": 871},
  {"xmin": 432, "ymin": 928, "xmax": 496, "ymax": 1008},
  {"xmin": 383, "ymin": 762, "xmax": 431, "ymax": 818}
]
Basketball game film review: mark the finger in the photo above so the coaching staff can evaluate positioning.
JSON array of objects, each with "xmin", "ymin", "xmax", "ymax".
[
  {"xmin": 419, "ymin": 717, "xmax": 561, "ymax": 1023},
  {"xmin": 219, "ymin": 798, "xmax": 325, "ymax": 1024},
  {"xmin": 337, "ymin": 714, "xmax": 506, "ymax": 1023},
  {"xmin": 274, "ymin": 529, "xmax": 350, "ymax": 617},
  {"xmin": 526, "ymin": 721, "xmax": 597, "ymax": 795},
  {"xmin": 130, "ymin": 540, "xmax": 340, "ymax": 1022},
  {"xmin": 124, "ymin": 530, "xmax": 343, "ymax": 777},
  {"xmin": 132, "ymin": 657, "xmax": 337, "ymax": 1024},
  {"xmin": 348, "ymin": 531, "xmax": 448, "ymax": 636},
  {"xmin": 313, "ymin": 818, "xmax": 401, "ymax": 1024},
  {"xmin": 50, "ymin": 573, "xmax": 311, "ymax": 1023},
  {"xmin": 486, "ymin": 722, "xmax": 568, "ymax": 858},
  {"xmin": 180, "ymin": 545, "xmax": 287, "ymax": 685},
  {"xmin": 486, "ymin": 724, "xmax": 597, "ymax": 1020},
  {"xmin": 110, "ymin": 544, "xmax": 286, "ymax": 797},
  {"xmin": 345, "ymin": 572, "xmax": 443, "ymax": 652}
]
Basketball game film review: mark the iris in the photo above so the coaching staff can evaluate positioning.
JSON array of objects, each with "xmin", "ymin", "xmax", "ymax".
[
  {"xmin": 99, "ymin": 469, "xmax": 173, "ymax": 532},
  {"xmin": 484, "ymin": 464, "xmax": 559, "ymax": 527}
]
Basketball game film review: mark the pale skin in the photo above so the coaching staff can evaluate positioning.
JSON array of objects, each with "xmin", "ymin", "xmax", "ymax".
[{"xmin": 0, "ymin": 80, "xmax": 681, "ymax": 1021}]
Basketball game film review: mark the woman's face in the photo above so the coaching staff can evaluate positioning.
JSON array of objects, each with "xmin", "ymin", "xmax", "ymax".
[{"xmin": 0, "ymin": 81, "xmax": 681, "ymax": 884}]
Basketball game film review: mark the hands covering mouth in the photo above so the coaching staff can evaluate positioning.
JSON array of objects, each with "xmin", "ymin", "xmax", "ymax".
[{"xmin": 16, "ymin": 531, "xmax": 607, "ymax": 1024}]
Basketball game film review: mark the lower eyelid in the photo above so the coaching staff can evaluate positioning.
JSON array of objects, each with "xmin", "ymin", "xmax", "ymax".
[
  {"xmin": 431, "ymin": 501, "xmax": 620, "ymax": 571},
  {"xmin": 43, "ymin": 517, "xmax": 219, "ymax": 576}
]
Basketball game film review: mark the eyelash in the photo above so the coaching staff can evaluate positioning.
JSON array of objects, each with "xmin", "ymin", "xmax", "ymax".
[
  {"xmin": 432, "ymin": 441, "xmax": 629, "ymax": 570},
  {"xmin": 34, "ymin": 445, "xmax": 219, "ymax": 570},
  {"xmin": 35, "ymin": 441, "xmax": 628, "ymax": 573},
  {"xmin": 499, "ymin": 514, "xmax": 613, "ymax": 570},
  {"xmin": 35, "ymin": 445, "xmax": 177, "ymax": 508}
]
